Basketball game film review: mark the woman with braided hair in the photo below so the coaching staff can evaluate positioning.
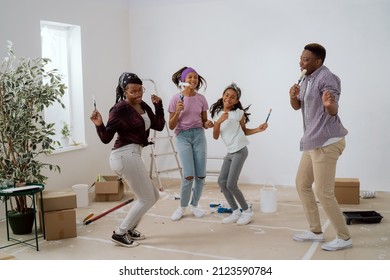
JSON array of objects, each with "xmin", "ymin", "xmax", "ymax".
[{"xmin": 90, "ymin": 72, "xmax": 165, "ymax": 247}]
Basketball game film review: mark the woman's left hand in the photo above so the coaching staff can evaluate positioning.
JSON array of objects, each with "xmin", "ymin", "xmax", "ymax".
[{"xmin": 151, "ymin": 94, "xmax": 161, "ymax": 104}]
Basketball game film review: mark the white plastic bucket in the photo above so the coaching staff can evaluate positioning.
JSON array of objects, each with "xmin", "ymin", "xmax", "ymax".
[
  {"xmin": 72, "ymin": 184, "xmax": 89, "ymax": 208},
  {"xmin": 260, "ymin": 182, "xmax": 277, "ymax": 213}
]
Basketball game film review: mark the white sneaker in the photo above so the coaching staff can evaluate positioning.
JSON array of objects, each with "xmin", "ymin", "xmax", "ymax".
[
  {"xmin": 321, "ymin": 237, "xmax": 352, "ymax": 251},
  {"xmin": 293, "ymin": 231, "xmax": 325, "ymax": 242},
  {"xmin": 190, "ymin": 205, "xmax": 204, "ymax": 218},
  {"xmin": 222, "ymin": 210, "xmax": 241, "ymax": 224},
  {"xmin": 171, "ymin": 207, "xmax": 185, "ymax": 221},
  {"xmin": 237, "ymin": 209, "xmax": 254, "ymax": 225}
]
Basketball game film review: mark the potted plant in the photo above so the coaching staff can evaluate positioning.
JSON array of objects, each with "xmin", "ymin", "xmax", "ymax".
[
  {"xmin": 60, "ymin": 121, "xmax": 71, "ymax": 147},
  {"xmin": 0, "ymin": 41, "xmax": 66, "ymax": 234}
]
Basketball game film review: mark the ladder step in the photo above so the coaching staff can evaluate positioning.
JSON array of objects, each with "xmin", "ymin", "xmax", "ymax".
[
  {"xmin": 208, "ymin": 156, "xmax": 224, "ymax": 160},
  {"xmin": 155, "ymin": 168, "xmax": 181, "ymax": 174},
  {"xmin": 151, "ymin": 152, "xmax": 177, "ymax": 157},
  {"xmin": 150, "ymin": 136, "xmax": 172, "ymax": 141}
]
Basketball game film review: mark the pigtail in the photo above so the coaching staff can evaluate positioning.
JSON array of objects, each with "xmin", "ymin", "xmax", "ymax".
[
  {"xmin": 241, "ymin": 104, "xmax": 251, "ymax": 123},
  {"xmin": 197, "ymin": 75, "xmax": 207, "ymax": 92},
  {"xmin": 171, "ymin": 67, "xmax": 186, "ymax": 87},
  {"xmin": 210, "ymin": 98, "xmax": 224, "ymax": 119}
]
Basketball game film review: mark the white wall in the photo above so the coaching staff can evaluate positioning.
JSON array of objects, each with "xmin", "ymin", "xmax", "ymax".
[
  {"xmin": 0, "ymin": 0, "xmax": 131, "ymax": 190},
  {"xmin": 1, "ymin": 0, "xmax": 389, "ymax": 192},
  {"xmin": 127, "ymin": 0, "xmax": 390, "ymax": 191}
]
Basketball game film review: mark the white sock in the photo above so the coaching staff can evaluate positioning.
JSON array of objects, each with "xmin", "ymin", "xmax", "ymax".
[{"xmin": 115, "ymin": 228, "xmax": 126, "ymax": 235}]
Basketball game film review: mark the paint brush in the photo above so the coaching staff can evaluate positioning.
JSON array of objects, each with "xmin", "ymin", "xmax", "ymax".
[
  {"xmin": 179, "ymin": 81, "xmax": 189, "ymax": 88},
  {"xmin": 179, "ymin": 82, "xmax": 189, "ymax": 101},
  {"xmin": 93, "ymin": 95, "xmax": 96, "ymax": 111},
  {"xmin": 265, "ymin": 108, "xmax": 272, "ymax": 123},
  {"xmin": 297, "ymin": 69, "xmax": 307, "ymax": 85}
]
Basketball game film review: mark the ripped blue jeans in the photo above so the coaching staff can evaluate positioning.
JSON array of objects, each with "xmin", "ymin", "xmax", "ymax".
[{"xmin": 175, "ymin": 128, "xmax": 207, "ymax": 208}]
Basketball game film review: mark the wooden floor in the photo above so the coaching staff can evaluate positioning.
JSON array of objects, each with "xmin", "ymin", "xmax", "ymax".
[{"xmin": 1, "ymin": 179, "xmax": 389, "ymax": 260}]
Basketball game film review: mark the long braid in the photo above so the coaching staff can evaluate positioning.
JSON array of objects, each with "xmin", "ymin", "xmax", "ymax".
[{"xmin": 115, "ymin": 85, "xmax": 125, "ymax": 103}]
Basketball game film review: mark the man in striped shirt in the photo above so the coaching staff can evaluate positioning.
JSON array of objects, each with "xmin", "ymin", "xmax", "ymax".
[{"xmin": 289, "ymin": 43, "xmax": 352, "ymax": 251}]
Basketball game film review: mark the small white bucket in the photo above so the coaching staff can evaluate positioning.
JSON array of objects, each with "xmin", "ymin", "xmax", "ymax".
[
  {"xmin": 72, "ymin": 184, "xmax": 89, "ymax": 208},
  {"xmin": 260, "ymin": 182, "xmax": 277, "ymax": 213}
]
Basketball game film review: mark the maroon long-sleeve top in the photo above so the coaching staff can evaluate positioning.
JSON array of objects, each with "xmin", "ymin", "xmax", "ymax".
[{"xmin": 96, "ymin": 100, "xmax": 165, "ymax": 149}]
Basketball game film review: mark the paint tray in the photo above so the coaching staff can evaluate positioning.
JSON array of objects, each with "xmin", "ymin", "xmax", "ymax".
[{"xmin": 343, "ymin": 211, "xmax": 383, "ymax": 225}]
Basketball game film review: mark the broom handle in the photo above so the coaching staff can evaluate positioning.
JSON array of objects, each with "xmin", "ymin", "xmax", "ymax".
[{"xmin": 85, "ymin": 198, "xmax": 134, "ymax": 225}]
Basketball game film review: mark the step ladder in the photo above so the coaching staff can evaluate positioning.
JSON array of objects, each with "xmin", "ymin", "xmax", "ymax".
[
  {"xmin": 206, "ymin": 156, "xmax": 224, "ymax": 177},
  {"xmin": 142, "ymin": 79, "xmax": 183, "ymax": 191},
  {"xmin": 149, "ymin": 125, "xmax": 183, "ymax": 191}
]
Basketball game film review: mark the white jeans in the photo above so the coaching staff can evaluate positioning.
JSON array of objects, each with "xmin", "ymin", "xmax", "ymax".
[{"xmin": 109, "ymin": 144, "xmax": 159, "ymax": 234}]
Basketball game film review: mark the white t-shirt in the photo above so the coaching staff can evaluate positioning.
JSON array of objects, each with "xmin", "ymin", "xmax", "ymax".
[
  {"xmin": 213, "ymin": 109, "xmax": 249, "ymax": 153},
  {"xmin": 141, "ymin": 112, "xmax": 151, "ymax": 131}
]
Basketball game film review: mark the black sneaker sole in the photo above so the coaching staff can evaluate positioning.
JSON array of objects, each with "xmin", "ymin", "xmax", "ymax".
[
  {"xmin": 127, "ymin": 230, "xmax": 146, "ymax": 240},
  {"xmin": 128, "ymin": 235, "xmax": 146, "ymax": 241},
  {"xmin": 111, "ymin": 238, "xmax": 139, "ymax": 248}
]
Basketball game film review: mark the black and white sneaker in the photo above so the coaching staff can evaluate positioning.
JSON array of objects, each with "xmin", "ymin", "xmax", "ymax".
[
  {"xmin": 127, "ymin": 228, "xmax": 146, "ymax": 240},
  {"xmin": 111, "ymin": 232, "xmax": 139, "ymax": 247}
]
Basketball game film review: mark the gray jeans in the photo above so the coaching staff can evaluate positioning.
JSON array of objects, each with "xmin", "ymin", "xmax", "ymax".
[
  {"xmin": 109, "ymin": 144, "xmax": 159, "ymax": 234},
  {"xmin": 217, "ymin": 146, "xmax": 249, "ymax": 211}
]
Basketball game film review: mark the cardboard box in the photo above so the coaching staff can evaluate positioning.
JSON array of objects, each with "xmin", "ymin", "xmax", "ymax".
[
  {"xmin": 37, "ymin": 190, "xmax": 77, "ymax": 212},
  {"xmin": 95, "ymin": 175, "xmax": 126, "ymax": 202},
  {"xmin": 335, "ymin": 178, "xmax": 360, "ymax": 204},
  {"xmin": 43, "ymin": 209, "xmax": 77, "ymax": 241}
]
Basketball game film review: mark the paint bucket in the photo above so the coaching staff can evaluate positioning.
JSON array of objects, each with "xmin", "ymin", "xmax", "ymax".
[
  {"xmin": 72, "ymin": 184, "xmax": 89, "ymax": 208},
  {"xmin": 260, "ymin": 182, "xmax": 277, "ymax": 213}
]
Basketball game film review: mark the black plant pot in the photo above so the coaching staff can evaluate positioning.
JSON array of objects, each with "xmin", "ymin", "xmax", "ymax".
[{"xmin": 7, "ymin": 208, "xmax": 35, "ymax": 235}]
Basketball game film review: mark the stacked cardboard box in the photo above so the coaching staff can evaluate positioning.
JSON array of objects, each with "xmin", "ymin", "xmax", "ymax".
[
  {"xmin": 95, "ymin": 175, "xmax": 127, "ymax": 202},
  {"xmin": 334, "ymin": 178, "xmax": 360, "ymax": 205},
  {"xmin": 38, "ymin": 190, "xmax": 77, "ymax": 241}
]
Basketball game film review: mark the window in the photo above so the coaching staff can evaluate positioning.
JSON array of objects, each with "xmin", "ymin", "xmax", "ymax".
[{"xmin": 40, "ymin": 21, "xmax": 85, "ymax": 152}]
